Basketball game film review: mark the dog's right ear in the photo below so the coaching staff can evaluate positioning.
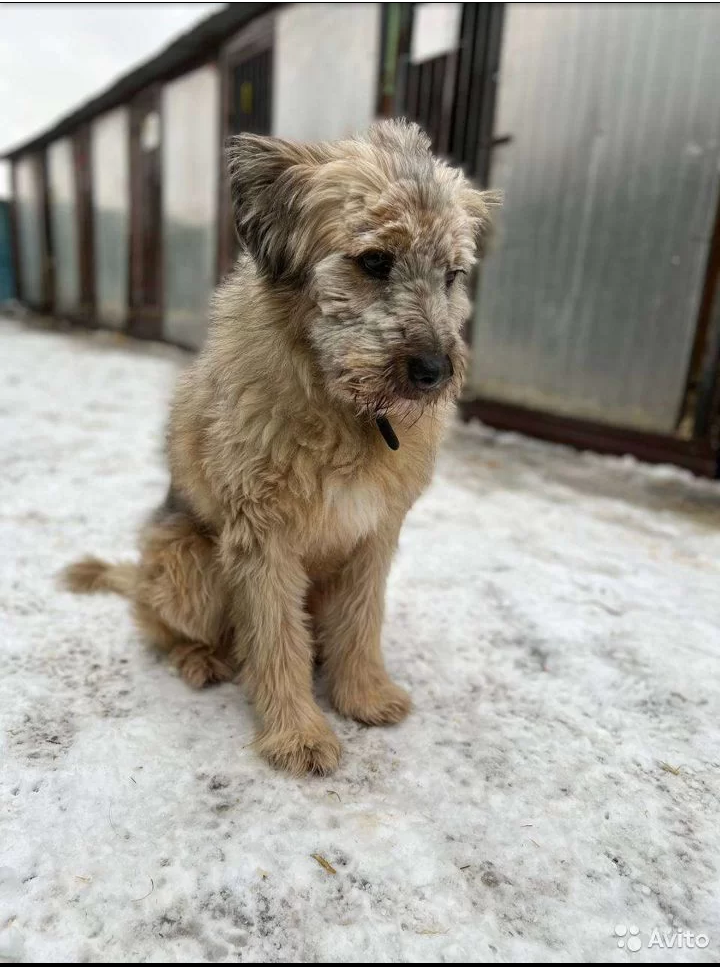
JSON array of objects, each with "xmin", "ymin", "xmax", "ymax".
[
  {"xmin": 226, "ymin": 134, "xmax": 329, "ymax": 283},
  {"xmin": 459, "ymin": 186, "xmax": 503, "ymax": 257}
]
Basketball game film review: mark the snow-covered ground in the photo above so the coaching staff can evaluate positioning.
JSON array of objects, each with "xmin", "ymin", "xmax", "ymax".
[{"xmin": 1, "ymin": 316, "xmax": 719, "ymax": 964}]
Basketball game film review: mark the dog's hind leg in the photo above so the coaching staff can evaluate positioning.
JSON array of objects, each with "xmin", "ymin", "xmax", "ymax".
[
  {"xmin": 134, "ymin": 513, "xmax": 235, "ymax": 689},
  {"xmin": 133, "ymin": 600, "xmax": 234, "ymax": 689}
]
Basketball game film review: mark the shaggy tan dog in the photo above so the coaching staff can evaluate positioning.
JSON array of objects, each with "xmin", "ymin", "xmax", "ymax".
[{"xmin": 63, "ymin": 120, "xmax": 498, "ymax": 775}]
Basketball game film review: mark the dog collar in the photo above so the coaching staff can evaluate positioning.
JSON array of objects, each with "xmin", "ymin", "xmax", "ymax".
[{"xmin": 376, "ymin": 415, "xmax": 399, "ymax": 451}]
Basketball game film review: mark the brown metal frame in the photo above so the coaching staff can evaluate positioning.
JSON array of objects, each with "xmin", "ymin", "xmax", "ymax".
[
  {"xmin": 128, "ymin": 85, "xmax": 164, "ymax": 341},
  {"xmin": 460, "ymin": 397, "xmax": 718, "ymax": 477},
  {"xmin": 217, "ymin": 12, "xmax": 275, "ymax": 281},
  {"xmin": 72, "ymin": 125, "xmax": 96, "ymax": 325},
  {"xmin": 37, "ymin": 152, "xmax": 53, "ymax": 312},
  {"xmin": 688, "ymin": 190, "xmax": 720, "ymax": 444},
  {"xmin": 694, "ymin": 292, "xmax": 720, "ymax": 459},
  {"xmin": 8, "ymin": 162, "xmax": 21, "ymax": 302}
]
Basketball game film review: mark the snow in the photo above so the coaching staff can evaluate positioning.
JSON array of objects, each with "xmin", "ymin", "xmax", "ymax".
[{"xmin": 1, "ymin": 316, "xmax": 719, "ymax": 963}]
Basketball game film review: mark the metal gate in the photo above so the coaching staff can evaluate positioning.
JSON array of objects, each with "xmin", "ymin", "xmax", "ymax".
[
  {"xmin": 387, "ymin": 2, "xmax": 503, "ymax": 183},
  {"xmin": 231, "ymin": 49, "xmax": 272, "ymax": 138},
  {"xmin": 218, "ymin": 28, "xmax": 274, "ymax": 278}
]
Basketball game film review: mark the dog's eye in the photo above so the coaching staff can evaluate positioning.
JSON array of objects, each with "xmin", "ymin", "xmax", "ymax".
[
  {"xmin": 445, "ymin": 269, "xmax": 464, "ymax": 288},
  {"xmin": 357, "ymin": 250, "xmax": 394, "ymax": 280}
]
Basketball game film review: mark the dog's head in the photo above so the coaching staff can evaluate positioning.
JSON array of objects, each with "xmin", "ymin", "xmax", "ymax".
[{"xmin": 227, "ymin": 119, "xmax": 500, "ymax": 419}]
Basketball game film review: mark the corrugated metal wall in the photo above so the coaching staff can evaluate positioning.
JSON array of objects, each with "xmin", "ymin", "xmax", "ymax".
[
  {"xmin": 48, "ymin": 138, "xmax": 80, "ymax": 315},
  {"xmin": 14, "ymin": 155, "xmax": 46, "ymax": 308},
  {"xmin": 274, "ymin": 2, "xmax": 380, "ymax": 141},
  {"xmin": 470, "ymin": 3, "xmax": 720, "ymax": 432},
  {"xmin": 91, "ymin": 108, "xmax": 130, "ymax": 330},
  {"xmin": 162, "ymin": 65, "xmax": 219, "ymax": 349}
]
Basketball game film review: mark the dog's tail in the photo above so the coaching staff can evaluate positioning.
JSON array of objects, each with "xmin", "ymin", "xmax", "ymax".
[{"xmin": 61, "ymin": 555, "xmax": 138, "ymax": 598}]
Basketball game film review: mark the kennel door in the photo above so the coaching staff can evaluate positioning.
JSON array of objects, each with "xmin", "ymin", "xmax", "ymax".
[
  {"xmin": 231, "ymin": 48, "xmax": 272, "ymax": 138},
  {"xmin": 14, "ymin": 154, "xmax": 50, "ymax": 310},
  {"xmin": 218, "ymin": 45, "xmax": 274, "ymax": 279},
  {"xmin": 469, "ymin": 2, "xmax": 720, "ymax": 433}
]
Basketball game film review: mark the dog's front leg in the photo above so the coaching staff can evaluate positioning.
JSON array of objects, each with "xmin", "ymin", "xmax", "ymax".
[
  {"xmin": 222, "ymin": 529, "xmax": 341, "ymax": 776},
  {"xmin": 318, "ymin": 524, "xmax": 411, "ymax": 726}
]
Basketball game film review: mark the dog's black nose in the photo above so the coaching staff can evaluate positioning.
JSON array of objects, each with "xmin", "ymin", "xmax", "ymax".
[{"xmin": 407, "ymin": 354, "xmax": 453, "ymax": 390}]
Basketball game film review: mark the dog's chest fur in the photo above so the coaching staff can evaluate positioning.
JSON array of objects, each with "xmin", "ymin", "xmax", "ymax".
[
  {"xmin": 300, "ymin": 427, "xmax": 437, "ymax": 572},
  {"xmin": 302, "ymin": 470, "xmax": 394, "ymax": 575},
  {"xmin": 323, "ymin": 477, "xmax": 384, "ymax": 544}
]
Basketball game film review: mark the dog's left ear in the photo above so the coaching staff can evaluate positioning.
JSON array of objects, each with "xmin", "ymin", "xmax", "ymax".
[
  {"xmin": 460, "ymin": 187, "xmax": 503, "ymax": 256},
  {"xmin": 226, "ymin": 133, "xmax": 331, "ymax": 283}
]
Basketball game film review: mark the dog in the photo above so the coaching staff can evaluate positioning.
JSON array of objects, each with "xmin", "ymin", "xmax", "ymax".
[{"xmin": 63, "ymin": 119, "xmax": 499, "ymax": 776}]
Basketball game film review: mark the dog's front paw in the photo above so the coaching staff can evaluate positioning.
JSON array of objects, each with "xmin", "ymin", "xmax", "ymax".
[
  {"xmin": 333, "ymin": 679, "xmax": 412, "ymax": 726},
  {"xmin": 255, "ymin": 723, "xmax": 342, "ymax": 776}
]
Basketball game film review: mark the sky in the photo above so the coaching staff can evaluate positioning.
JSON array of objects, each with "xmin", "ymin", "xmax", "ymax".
[{"xmin": 0, "ymin": 2, "xmax": 225, "ymax": 197}]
